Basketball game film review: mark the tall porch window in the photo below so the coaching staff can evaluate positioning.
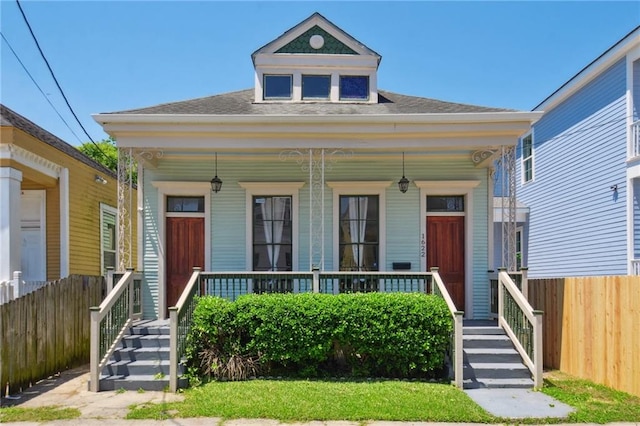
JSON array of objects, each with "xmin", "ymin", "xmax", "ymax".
[
  {"xmin": 339, "ymin": 195, "xmax": 379, "ymax": 271},
  {"xmin": 253, "ymin": 196, "xmax": 292, "ymax": 271}
]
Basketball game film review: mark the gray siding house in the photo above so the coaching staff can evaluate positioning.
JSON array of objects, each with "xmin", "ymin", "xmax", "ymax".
[{"xmin": 515, "ymin": 26, "xmax": 640, "ymax": 278}]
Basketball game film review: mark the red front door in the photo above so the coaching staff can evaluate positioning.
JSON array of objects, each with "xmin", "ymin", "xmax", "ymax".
[
  {"xmin": 427, "ymin": 216, "xmax": 465, "ymax": 311},
  {"xmin": 166, "ymin": 217, "xmax": 204, "ymax": 314}
]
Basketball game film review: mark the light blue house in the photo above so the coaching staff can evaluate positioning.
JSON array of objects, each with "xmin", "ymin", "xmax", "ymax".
[
  {"xmin": 515, "ymin": 26, "xmax": 640, "ymax": 278},
  {"xmin": 94, "ymin": 13, "xmax": 540, "ymax": 320}
]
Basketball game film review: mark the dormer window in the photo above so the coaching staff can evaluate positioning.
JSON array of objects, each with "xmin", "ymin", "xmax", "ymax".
[
  {"xmin": 340, "ymin": 76, "xmax": 369, "ymax": 100},
  {"xmin": 302, "ymin": 75, "xmax": 330, "ymax": 100},
  {"xmin": 253, "ymin": 13, "xmax": 380, "ymax": 104},
  {"xmin": 264, "ymin": 75, "xmax": 292, "ymax": 100}
]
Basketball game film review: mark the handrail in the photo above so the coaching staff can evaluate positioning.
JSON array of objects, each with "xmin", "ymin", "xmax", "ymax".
[
  {"xmin": 89, "ymin": 269, "xmax": 143, "ymax": 392},
  {"xmin": 498, "ymin": 269, "xmax": 543, "ymax": 389},
  {"xmin": 169, "ymin": 267, "xmax": 202, "ymax": 392},
  {"xmin": 430, "ymin": 267, "xmax": 464, "ymax": 389}
]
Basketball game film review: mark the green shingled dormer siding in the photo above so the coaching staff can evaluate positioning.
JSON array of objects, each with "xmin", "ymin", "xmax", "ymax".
[{"xmin": 276, "ymin": 26, "xmax": 358, "ymax": 55}]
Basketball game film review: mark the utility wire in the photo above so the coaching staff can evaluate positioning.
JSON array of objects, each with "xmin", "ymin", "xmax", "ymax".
[
  {"xmin": 15, "ymin": 0, "xmax": 111, "ymax": 161},
  {"xmin": 1, "ymin": 31, "xmax": 83, "ymax": 144}
]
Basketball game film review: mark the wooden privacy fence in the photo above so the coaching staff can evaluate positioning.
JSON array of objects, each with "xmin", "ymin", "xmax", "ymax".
[
  {"xmin": 0, "ymin": 275, "xmax": 105, "ymax": 397},
  {"xmin": 528, "ymin": 276, "xmax": 640, "ymax": 397}
]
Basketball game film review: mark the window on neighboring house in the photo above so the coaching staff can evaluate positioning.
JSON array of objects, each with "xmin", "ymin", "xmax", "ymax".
[
  {"xmin": 100, "ymin": 204, "xmax": 117, "ymax": 274},
  {"xmin": 521, "ymin": 133, "xmax": 534, "ymax": 183},
  {"xmin": 264, "ymin": 75, "xmax": 292, "ymax": 100},
  {"xmin": 339, "ymin": 195, "xmax": 379, "ymax": 271},
  {"xmin": 516, "ymin": 227, "xmax": 523, "ymax": 270},
  {"xmin": 339, "ymin": 76, "xmax": 369, "ymax": 100},
  {"xmin": 302, "ymin": 75, "xmax": 330, "ymax": 99},
  {"xmin": 253, "ymin": 196, "xmax": 292, "ymax": 271}
]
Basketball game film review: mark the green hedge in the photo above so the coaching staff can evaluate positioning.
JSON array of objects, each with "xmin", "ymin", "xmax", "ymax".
[{"xmin": 187, "ymin": 292, "xmax": 452, "ymax": 380}]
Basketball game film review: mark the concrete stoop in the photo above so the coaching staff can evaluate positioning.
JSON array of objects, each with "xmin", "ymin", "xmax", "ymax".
[
  {"xmin": 462, "ymin": 325, "xmax": 534, "ymax": 389},
  {"xmin": 90, "ymin": 320, "xmax": 188, "ymax": 391}
]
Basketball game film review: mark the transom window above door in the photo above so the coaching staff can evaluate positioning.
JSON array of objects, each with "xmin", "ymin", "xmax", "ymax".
[
  {"xmin": 253, "ymin": 196, "xmax": 292, "ymax": 271},
  {"xmin": 166, "ymin": 196, "xmax": 205, "ymax": 213},
  {"xmin": 339, "ymin": 195, "xmax": 379, "ymax": 271},
  {"xmin": 426, "ymin": 196, "xmax": 464, "ymax": 212}
]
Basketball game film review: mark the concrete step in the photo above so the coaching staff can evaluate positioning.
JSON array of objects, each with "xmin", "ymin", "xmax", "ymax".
[
  {"xmin": 95, "ymin": 374, "xmax": 188, "ymax": 392},
  {"xmin": 121, "ymin": 334, "xmax": 170, "ymax": 349},
  {"xmin": 463, "ymin": 334, "xmax": 514, "ymax": 349},
  {"xmin": 111, "ymin": 346, "xmax": 170, "ymax": 362},
  {"xmin": 463, "ymin": 326, "xmax": 505, "ymax": 335},
  {"xmin": 463, "ymin": 377, "xmax": 535, "ymax": 389},
  {"xmin": 128, "ymin": 325, "xmax": 170, "ymax": 335},
  {"xmin": 464, "ymin": 363, "xmax": 532, "ymax": 379},
  {"xmin": 464, "ymin": 348, "xmax": 523, "ymax": 363},
  {"xmin": 104, "ymin": 359, "xmax": 181, "ymax": 377}
]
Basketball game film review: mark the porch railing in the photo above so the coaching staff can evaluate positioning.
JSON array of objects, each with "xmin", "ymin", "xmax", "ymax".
[
  {"xmin": 169, "ymin": 268, "xmax": 203, "ymax": 392},
  {"xmin": 89, "ymin": 268, "xmax": 143, "ymax": 392},
  {"xmin": 490, "ymin": 268, "xmax": 528, "ymax": 316},
  {"xmin": 429, "ymin": 268, "xmax": 464, "ymax": 389},
  {"xmin": 631, "ymin": 120, "xmax": 640, "ymax": 158},
  {"xmin": 631, "ymin": 259, "xmax": 640, "ymax": 275},
  {"xmin": 168, "ymin": 269, "xmax": 464, "ymax": 391},
  {"xmin": 497, "ymin": 268, "xmax": 543, "ymax": 389}
]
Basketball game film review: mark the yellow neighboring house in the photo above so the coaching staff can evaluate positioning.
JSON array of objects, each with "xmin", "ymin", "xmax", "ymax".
[{"xmin": 0, "ymin": 104, "xmax": 134, "ymax": 286}]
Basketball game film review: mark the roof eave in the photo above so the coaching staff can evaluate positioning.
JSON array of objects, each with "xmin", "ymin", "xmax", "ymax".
[{"xmin": 93, "ymin": 111, "xmax": 543, "ymax": 126}]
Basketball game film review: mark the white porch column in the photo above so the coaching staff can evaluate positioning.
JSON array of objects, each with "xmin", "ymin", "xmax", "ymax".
[
  {"xmin": 0, "ymin": 167, "xmax": 23, "ymax": 282},
  {"xmin": 59, "ymin": 167, "xmax": 70, "ymax": 278}
]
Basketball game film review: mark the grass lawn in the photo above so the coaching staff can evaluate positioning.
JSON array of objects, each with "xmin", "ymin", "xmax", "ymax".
[
  {"xmin": 0, "ymin": 406, "xmax": 81, "ymax": 422},
  {"xmin": 127, "ymin": 373, "xmax": 640, "ymax": 423},
  {"xmin": 541, "ymin": 371, "xmax": 640, "ymax": 423},
  {"xmin": 127, "ymin": 379, "xmax": 494, "ymax": 422}
]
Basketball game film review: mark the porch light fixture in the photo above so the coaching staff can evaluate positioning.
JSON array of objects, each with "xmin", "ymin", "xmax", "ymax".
[
  {"xmin": 398, "ymin": 152, "xmax": 409, "ymax": 193},
  {"xmin": 95, "ymin": 175, "xmax": 107, "ymax": 185},
  {"xmin": 210, "ymin": 152, "xmax": 223, "ymax": 193}
]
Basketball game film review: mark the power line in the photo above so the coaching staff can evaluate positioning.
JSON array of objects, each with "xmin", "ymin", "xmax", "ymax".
[
  {"xmin": 14, "ymin": 0, "xmax": 111, "ymax": 161},
  {"xmin": 1, "ymin": 31, "xmax": 83, "ymax": 144}
]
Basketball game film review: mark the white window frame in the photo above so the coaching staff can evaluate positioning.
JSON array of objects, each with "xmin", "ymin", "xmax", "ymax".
[
  {"xmin": 100, "ymin": 203, "xmax": 118, "ymax": 275},
  {"xmin": 239, "ymin": 182, "xmax": 304, "ymax": 271},
  {"xmin": 521, "ymin": 131, "xmax": 535, "ymax": 184},
  {"xmin": 263, "ymin": 74, "xmax": 293, "ymax": 100},
  {"xmin": 327, "ymin": 181, "xmax": 391, "ymax": 272},
  {"xmin": 516, "ymin": 226, "xmax": 523, "ymax": 270},
  {"xmin": 339, "ymin": 75, "xmax": 370, "ymax": 101},
  {"xmin": 414, "ymin": 180, "xmax": 480, "ymax": 317}
]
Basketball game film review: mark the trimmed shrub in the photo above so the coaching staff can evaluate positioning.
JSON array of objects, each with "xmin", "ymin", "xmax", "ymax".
[{"xmin": 187, "ymin": 292, "xmax": 452, "ymax": 381}]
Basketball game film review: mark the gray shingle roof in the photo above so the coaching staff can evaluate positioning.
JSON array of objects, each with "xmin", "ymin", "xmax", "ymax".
[
  {"xmin": 1, "ymin": 104, "xmax": 116, "ymax": 177},
  {"xmin": 107, "ymin": 89, "xmax": 515, "ymax": 116}
]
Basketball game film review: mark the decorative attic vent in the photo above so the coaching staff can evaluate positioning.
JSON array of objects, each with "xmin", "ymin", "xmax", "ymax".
[{"xmin": 275, "ymin": 25, "xmax": 358, "ymax": 55}]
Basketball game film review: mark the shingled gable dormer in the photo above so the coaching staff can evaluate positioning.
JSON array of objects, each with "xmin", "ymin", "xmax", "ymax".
[{"xmin": 251, "ymin": 12, "xmax": 381, "ymax": 104}]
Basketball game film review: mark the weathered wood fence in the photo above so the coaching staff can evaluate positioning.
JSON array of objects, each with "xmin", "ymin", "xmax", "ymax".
[
  {"xmin": 528, "ymin": 276, "xmax": 640, "ymax": 397},
  {"xmin": 0, "ymin": 275, "xmax": 105, "ymax": 397}
]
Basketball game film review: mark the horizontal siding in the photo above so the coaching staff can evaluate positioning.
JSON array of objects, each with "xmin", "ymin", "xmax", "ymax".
[
  {"xmin": 518, "ymin": 58, "xmax": 627, "ymax": 278},
  {"xmin": 140, "ymin": 153, "xmax": 492, "ymax": 318}
]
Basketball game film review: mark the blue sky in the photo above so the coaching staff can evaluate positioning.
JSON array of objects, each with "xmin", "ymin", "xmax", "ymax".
[{"xmin": 1, "ymin": 1, "xmax": 638, "ymax": 145}]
